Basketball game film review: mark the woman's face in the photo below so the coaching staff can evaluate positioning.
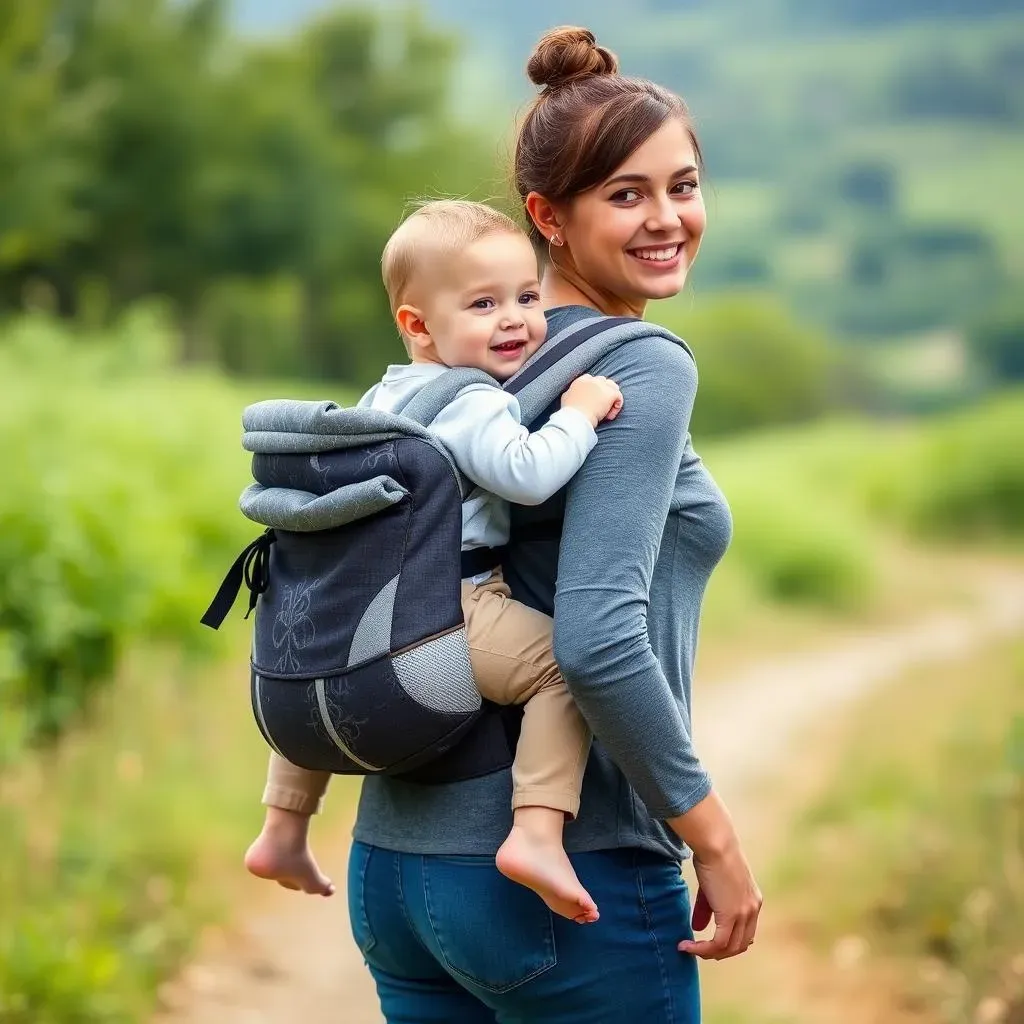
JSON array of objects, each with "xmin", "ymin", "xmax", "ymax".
[{"xmin": 560, "ymin": 118, "xmax": 706, "ymax": 307}]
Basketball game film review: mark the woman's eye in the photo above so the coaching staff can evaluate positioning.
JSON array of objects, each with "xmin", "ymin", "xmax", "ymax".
[
  {"xmin": 470, "ymin": 298, "xmax": 494, "ymax": 310},
  {"xmin": 673, "ymin": 180, "xmax": 699, "ymax": 196},
  {"xmin": 611, "ymin": 188, "xmax": 643, "ymax": 203}
]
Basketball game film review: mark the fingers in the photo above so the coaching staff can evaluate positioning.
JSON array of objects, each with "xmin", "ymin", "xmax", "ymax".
[
  {"xmin": 691, "ymin": 887, "xmax": 712, "ymax": 932},
  {"xmin": 679, "ymin": 906, "xmax": 762, "ymax": 960},
  {"xmin": 678, "ymin": 918, "xmax": 735, "ymax": 960}
]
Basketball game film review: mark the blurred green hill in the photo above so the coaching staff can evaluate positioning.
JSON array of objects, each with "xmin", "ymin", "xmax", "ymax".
[{"xmin": 237, "ymin": 0, "xmax": 1024, "ymax": 345}]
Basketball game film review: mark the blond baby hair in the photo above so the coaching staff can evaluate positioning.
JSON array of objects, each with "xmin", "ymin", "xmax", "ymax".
[{"xmin": 381, "ymin": 200, "xmax": 523, "ymax": 319}]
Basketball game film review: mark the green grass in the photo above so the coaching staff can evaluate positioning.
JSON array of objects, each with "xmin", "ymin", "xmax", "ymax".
[
  {"xmin": 0, "ymin": 635, "xmax": 360, "ymax": 1022},
  {"xmin": 774, "ymin": 639, "xmax": 1024, "ymax": 1022},
  {"xmin": 0, "ymin": 641, "xmax": 261, "ymax": 1022}
]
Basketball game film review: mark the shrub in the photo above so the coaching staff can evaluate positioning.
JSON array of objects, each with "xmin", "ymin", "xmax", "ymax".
[
  {"xmin": 726, "ymin": 479, "xmax": 873, "ymax": 609},
  {"xmin": 659, "ymin": 294, "xmax": 839, "ymax": 437},
  {"xmin": 0, "ymin": 313, "xmax": 253, "ymax": 757},
  {"xmin": 868, "ymin": 394, "xmax": 1024, "ymax": 541}
]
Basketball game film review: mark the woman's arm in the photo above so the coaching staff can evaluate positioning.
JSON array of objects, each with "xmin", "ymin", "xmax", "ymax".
[
  {"xmin": 553, "ymin": 334, "xmax": 761, "ymax": 960},
  {"xmin": 552, "ymin": 335, "xmax": 709, "ymax": 818}
]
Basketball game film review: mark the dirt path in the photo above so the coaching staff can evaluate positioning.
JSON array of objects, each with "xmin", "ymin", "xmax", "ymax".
[{"xmin": 154, "ymin": 570, "xmax": 1024, "ymax": 1024}]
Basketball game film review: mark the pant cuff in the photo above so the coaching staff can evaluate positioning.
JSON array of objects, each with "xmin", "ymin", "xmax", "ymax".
[
  {"xmin": 512, "ymin": 786, "xmax": 581, "ymax": 820},
  {"xmin": 262, "ymin": 784, "xmax": 323, "ymax": 815}
]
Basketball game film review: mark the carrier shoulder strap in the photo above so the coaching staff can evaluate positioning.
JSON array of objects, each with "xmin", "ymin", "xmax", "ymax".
[
  {"xmin": 395, "ymin": 367, "xmax": 504, "ymax": 500},
  {"xmin": 395, "ymin": 317, "xmax": 691, "ymax": 437},
  {"xmin": 397, "ymin": 367, "xmax": 501, "ymax": 427},
  {"xmin": 504, "ymin": 315, "xmax": 692, "ymax": 424}
]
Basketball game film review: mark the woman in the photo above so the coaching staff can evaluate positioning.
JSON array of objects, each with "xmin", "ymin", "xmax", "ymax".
[{"xmin": 347, "ymin": 26, "xmax": 762, "ymax": 1022}]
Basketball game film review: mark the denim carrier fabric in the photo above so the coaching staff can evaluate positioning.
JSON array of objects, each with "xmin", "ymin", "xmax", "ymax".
[
  {"xmin": 203, "ymin": 315, "xmax": 691, "ymax": 785},
  {"xmin": 248, "ymin": 428, "xmax": 477, "ymax": 777}
]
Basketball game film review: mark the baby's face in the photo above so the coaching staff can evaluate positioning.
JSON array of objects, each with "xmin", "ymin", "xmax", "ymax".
[{"xmin": 418, "ymin": 232, "xmax": 548, "ymax": 381}]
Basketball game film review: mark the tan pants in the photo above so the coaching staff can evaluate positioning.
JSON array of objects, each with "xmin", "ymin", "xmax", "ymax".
[{"xmin": 263, "ymin": 569, "xmax": 591, "ymax": 818}]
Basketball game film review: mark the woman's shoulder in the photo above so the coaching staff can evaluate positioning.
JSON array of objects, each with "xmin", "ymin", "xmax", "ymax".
[
  {"xmin": 545, "ymin": 306, "xmax": 696, "ymax": 375},
  {"xmin": 598, "ymin": 323, "xmax": 697, "ymax": 388}
]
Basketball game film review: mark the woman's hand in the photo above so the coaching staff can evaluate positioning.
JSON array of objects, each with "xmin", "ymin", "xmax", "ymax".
[
  {"xmin": 678, "ymin": 840, "xmax": 762, "ymax": 960},
  {"xmin": 666, "ymin": 791, "xmax": 762, "ymax": 960}
]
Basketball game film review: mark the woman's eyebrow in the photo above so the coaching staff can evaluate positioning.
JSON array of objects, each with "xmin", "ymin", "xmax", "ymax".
[{"xmin": 603, "ymin": 165, "xmax": 699, "ymax": 188}]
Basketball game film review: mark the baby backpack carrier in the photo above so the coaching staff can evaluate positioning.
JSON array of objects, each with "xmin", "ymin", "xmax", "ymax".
[{"xmin": 202, "ymin": 315, "xmax": 691, "ymax": 783}]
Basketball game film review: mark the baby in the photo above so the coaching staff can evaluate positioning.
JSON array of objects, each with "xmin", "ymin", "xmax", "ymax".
[{"xmin": 244, "ymin": 200, "xmax": 622, "ymax": 924}]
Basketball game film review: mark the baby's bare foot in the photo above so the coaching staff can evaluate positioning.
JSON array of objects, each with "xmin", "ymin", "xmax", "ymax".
[
  {"xmin": 245, "ymin": 830, "xmax": 334, "ymax": 897},
  {"xmin": 496, "ymin": 825, "xmax": 599, "ymax": 924}
]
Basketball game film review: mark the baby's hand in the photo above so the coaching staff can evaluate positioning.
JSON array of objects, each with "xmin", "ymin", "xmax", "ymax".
[{"xmin": 561, "ymin": 374, "xmax": 624, "ymax": 429}]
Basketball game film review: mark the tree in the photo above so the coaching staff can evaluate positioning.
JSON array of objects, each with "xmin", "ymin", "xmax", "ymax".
[
  {"xmin": 967, "ymin": 303, "xmax": 1024, "ymax": 384},
  {"xmin": 0, "ymin": 1, "xmax": 99, "ymax": 295}
]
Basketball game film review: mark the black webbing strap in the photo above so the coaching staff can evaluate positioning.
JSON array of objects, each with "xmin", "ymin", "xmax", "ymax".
[
  {"xmin": 460, "ymin": 545, "xmax": 508, "ymax": 578},
  {"xmin": 200, "ymin": 528, "xmax": 276, "ymax": 630},
  {"xmin": 511, "ymin": 520, "xmax": 562, "ymax": 544}
]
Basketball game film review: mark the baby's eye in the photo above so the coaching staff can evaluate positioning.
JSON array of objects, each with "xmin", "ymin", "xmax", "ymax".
[
  {"xmin": 470, "ymin": 298, "xmax": 495, "ymax": 310},
  {"xmin": 518, "ymin": 292, "xmax": 540, "ymax": 306}
]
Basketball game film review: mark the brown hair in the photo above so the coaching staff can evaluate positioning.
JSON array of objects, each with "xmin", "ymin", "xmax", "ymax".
[{"xmin": 515, "ymin": 27, "xmax": 703, "ymax": 247}]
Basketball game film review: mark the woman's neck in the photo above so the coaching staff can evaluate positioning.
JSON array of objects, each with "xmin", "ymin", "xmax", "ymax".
[{"xmin": 540, "ymin": 263, "xmax": 646, "ymax": 320}]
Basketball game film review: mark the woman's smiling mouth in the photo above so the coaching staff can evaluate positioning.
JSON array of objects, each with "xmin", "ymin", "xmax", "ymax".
[{"xmin": 627, "ymin": 243, "xmax": 683, "ymax": 265}]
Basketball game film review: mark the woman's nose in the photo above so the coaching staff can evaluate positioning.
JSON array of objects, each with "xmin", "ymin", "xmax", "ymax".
[{"xmin": 645, "ymin": 195, "xmax": 683, "ymax": 233}]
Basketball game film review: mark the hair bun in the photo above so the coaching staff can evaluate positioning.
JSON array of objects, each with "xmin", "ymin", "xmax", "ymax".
[{"xmin": 527, "ymin": 26, "xmax": 619, "ymax": 92}]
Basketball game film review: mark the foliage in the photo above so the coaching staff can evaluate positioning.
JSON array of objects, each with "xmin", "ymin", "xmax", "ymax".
[
  {"xmin": 0, "ymin": 642, "xmax": 323, "ymax": 1023},
  {"xmin": 0, "ymin": 0, "xmax": 491, "ymax": 388},
  {"xmin": 725, "ymin": 482, "xmax": 872, "ymax": 609},
  {"xmin": 966, "ymin": 300, "xmax": 1024, "ymax": 384},
  {"xmin": 0, "ymin": 311, "xmax": 254, "ymax": 760},
  {"xmin": 660, "ymin": 294, "xmax": 840, "ymax": 437},
  {"xmin": 372, "ymin": 0, "xmax": 1024, "ymax": 343},
  {"xmin": 867, "ymin": 394, "xmax": 1024, "ymax": 541}
]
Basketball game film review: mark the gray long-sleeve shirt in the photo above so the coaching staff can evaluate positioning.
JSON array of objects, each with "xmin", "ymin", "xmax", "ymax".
[{"xmin": 353, "ymin": 305, "xmax": 733, "ymax": 862}]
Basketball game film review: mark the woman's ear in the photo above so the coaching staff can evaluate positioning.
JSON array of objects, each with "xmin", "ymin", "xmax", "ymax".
[
  {"xmin": 395, "ymin": 305, "xmax": 430, "ymax": 351},
  {"xmin": 525, "ymin": 192, "xmax": 565, "ymax": 244}
]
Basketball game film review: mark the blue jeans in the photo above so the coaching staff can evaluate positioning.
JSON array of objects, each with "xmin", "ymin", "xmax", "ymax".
[{"xmin": 347, "ymin": 842, "xmax": 701, "ymax": 1023}]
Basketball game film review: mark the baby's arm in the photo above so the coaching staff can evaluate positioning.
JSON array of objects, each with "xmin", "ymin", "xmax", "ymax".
[{"xmin": 429, "ymin": 378, "xmax": 621, "ymax": 506}]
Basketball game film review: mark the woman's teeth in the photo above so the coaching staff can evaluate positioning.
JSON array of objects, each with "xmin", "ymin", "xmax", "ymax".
[{"xmin": 631, "ymin": 245, "xmax": 680, "ymax": 262}]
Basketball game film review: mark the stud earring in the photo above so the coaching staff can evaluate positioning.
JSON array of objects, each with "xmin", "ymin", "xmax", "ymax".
[{"xmin": 551, "ymin": 233, "xmax": 563, "ymax": 247}]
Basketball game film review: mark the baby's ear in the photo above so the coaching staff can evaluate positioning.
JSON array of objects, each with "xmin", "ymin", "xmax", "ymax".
[{"xmin": 395, "ymin": 305, "xmax": 430, "ymax": 350}]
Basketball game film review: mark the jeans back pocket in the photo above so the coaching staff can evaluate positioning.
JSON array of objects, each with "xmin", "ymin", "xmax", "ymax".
[
  {"xmin": 421, "ymin": 855, "xmax": 556, "ymax": 994},
  {"xmin": 347, "ymin": 841, "xmax": 378, "ymax": 955}
]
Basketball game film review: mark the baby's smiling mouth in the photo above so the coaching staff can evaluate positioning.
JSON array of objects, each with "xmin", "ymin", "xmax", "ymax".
[{"xmin": 491, "ymin": 339, "xmax": 528, "ymax": 353}]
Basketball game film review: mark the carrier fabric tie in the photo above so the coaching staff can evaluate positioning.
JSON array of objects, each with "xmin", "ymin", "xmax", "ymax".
[{"xmin": 201, "ymin": 528, "xmax": 276, "ymax": 629}]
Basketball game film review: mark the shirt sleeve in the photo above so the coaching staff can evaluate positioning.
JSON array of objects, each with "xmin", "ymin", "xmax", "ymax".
[
  {"xmin": 430, "ymin": 384, "xmax": 598, "ymax": 506},
  {"xmin": 551, "ymin": 336, "xmax": 713, "ymax": 820}
]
